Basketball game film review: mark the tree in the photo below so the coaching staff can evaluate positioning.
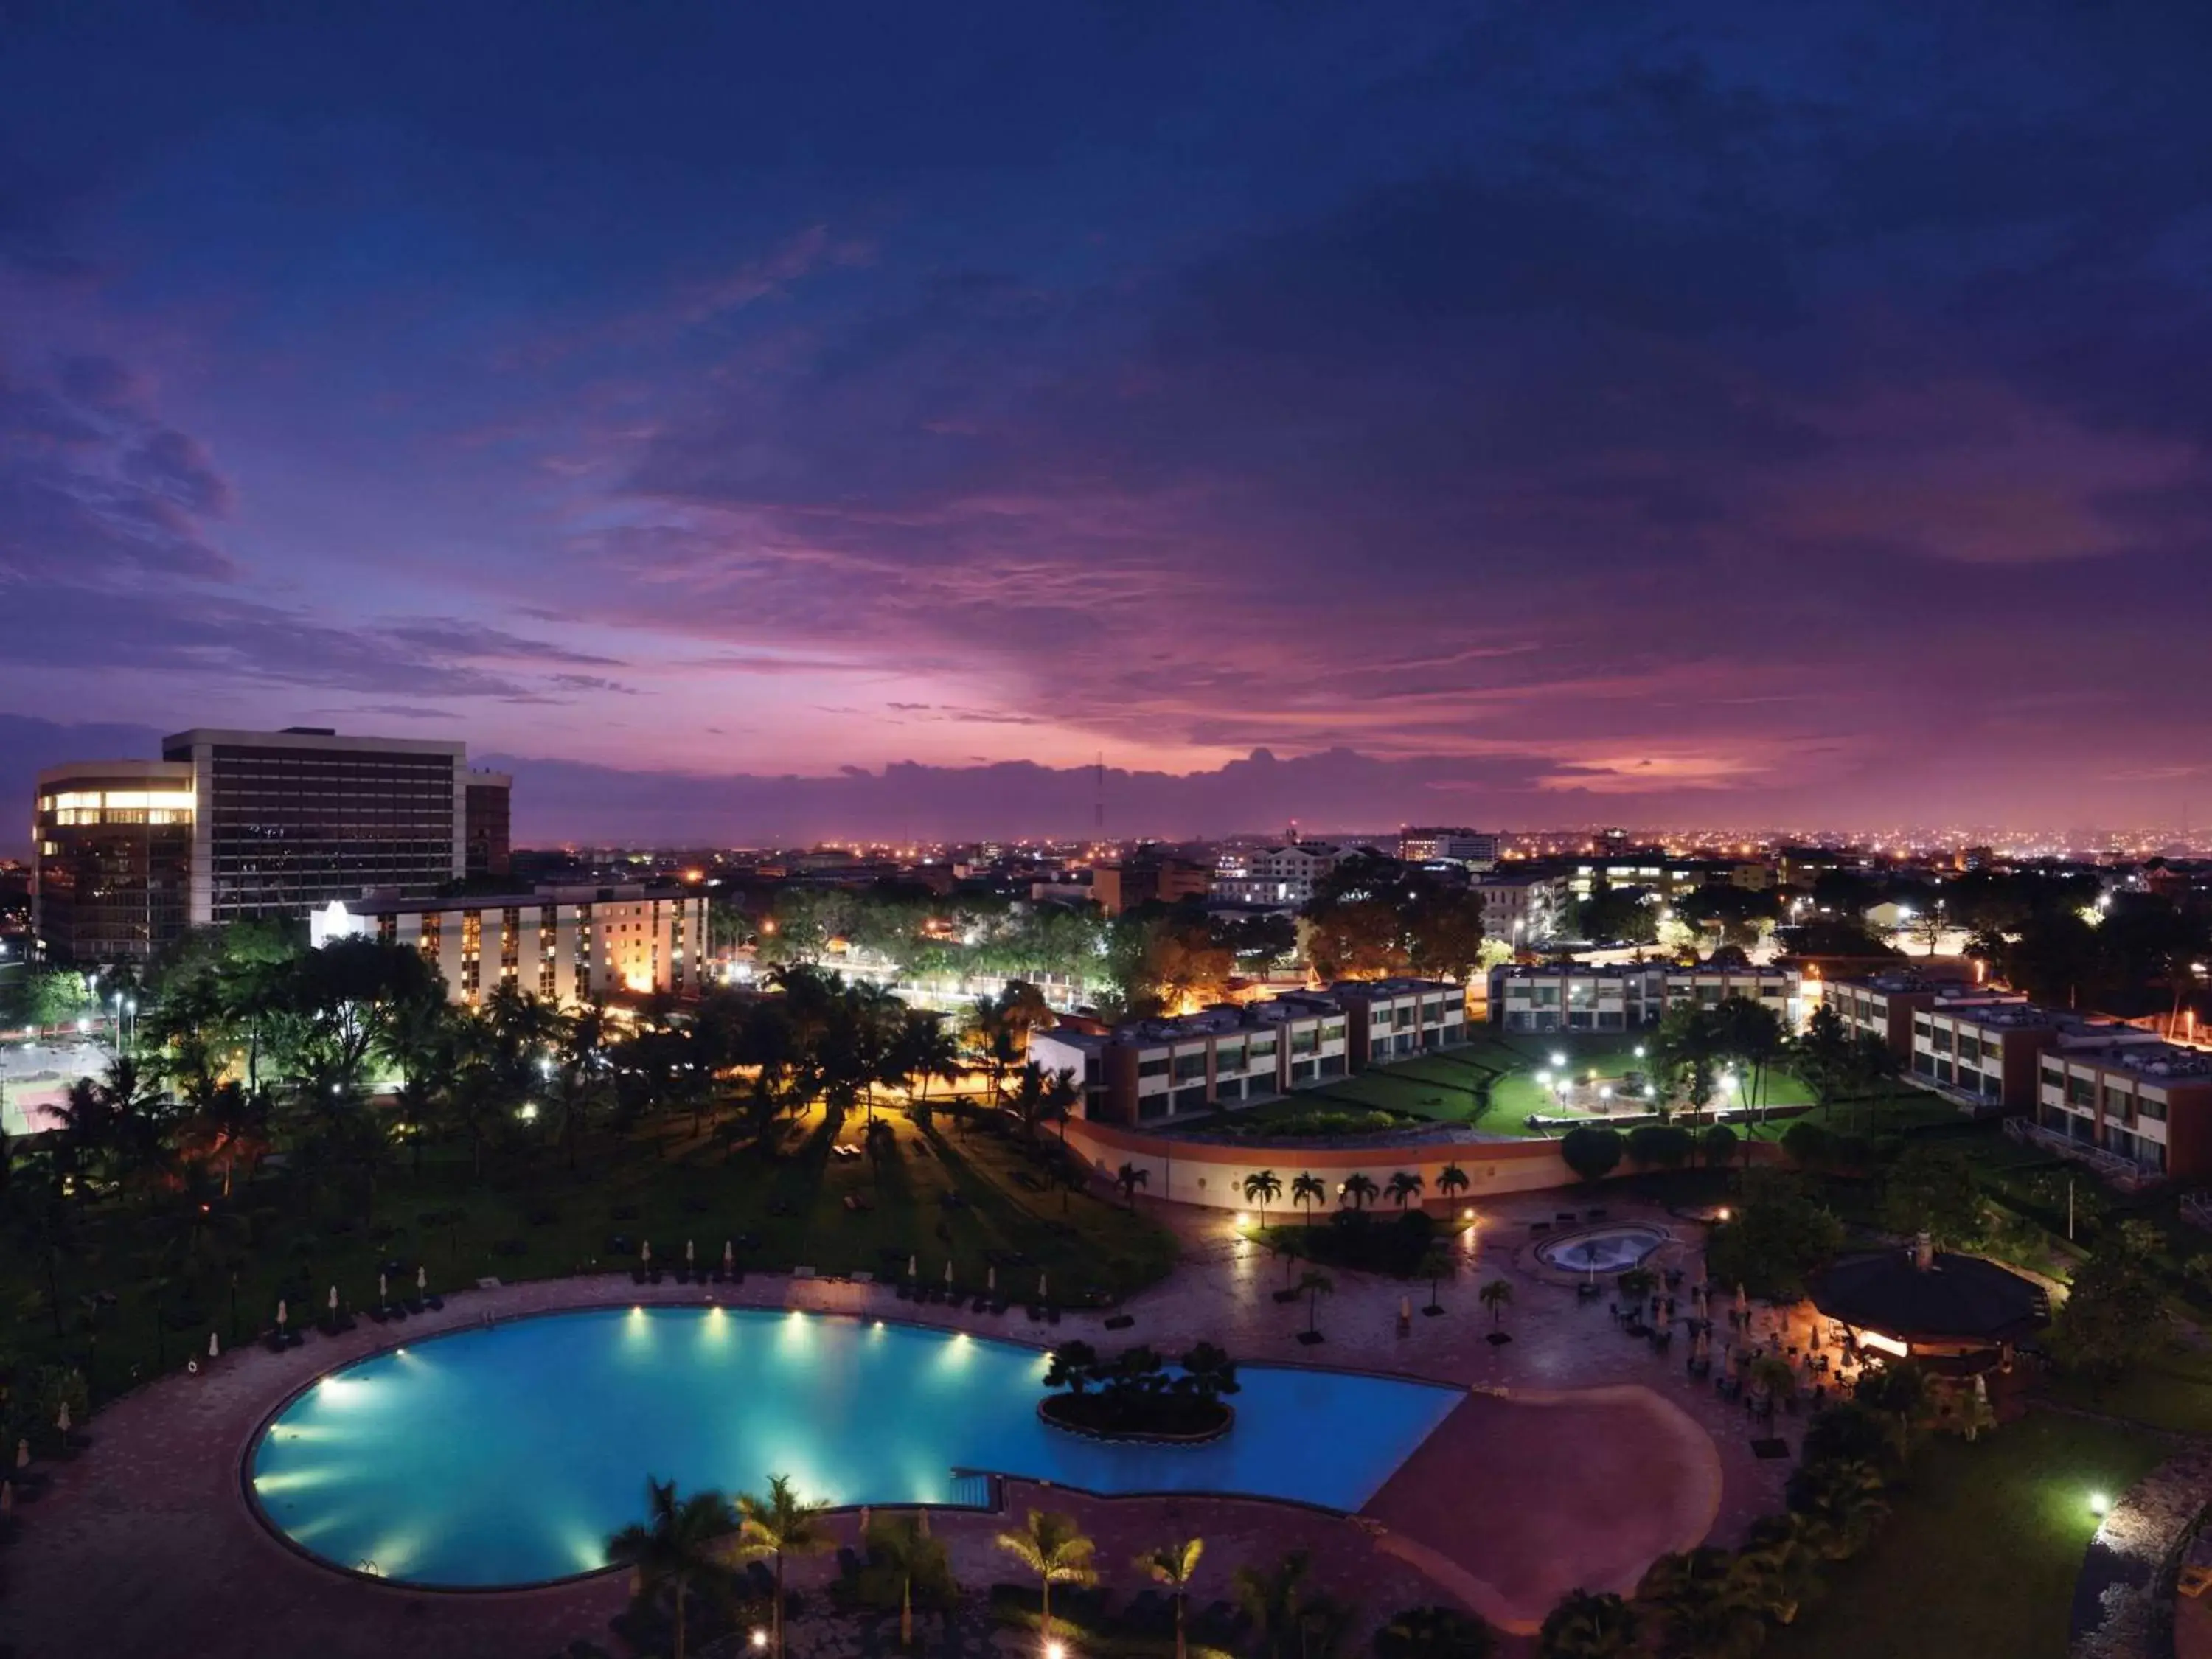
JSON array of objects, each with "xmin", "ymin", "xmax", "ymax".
[
  {"xmin": 1784, "ymin": 1457, "xmax": 1891, "ymax": 1558},
  {"xmin": 1385, "ymin": 1170, "xmax": 1425, "ymax": 1212},
  {"xmin": 1735, "ymin": 1512, "xmax": 1830, "ymax": 1625},
  {"xmin": 2052, "ymin": 1237, "xmax": 2168, "ymax": 1388},
  {"xmin": 1478, "ymin": 1277, "xmax": 1513, "ymax": 1329},
  {"xmin": 736, "ymin": 1474, "xmax": 832, "ymax": 1659},
  {"xmin": 1559, "ymin": 1126, "xmax": 1624, "ymax": 1184},
  {"xmin": 1340, "ymin": 1172, "xmax": 1379, "ymax": 1212},
  {"xmin": 1243, "ymin": 1169, "xmax": 1281, "ymax": 1227},
  {"xmin": 1791, "ymin": 1004, "xmax": 1856, "ymax": 1120},
  {"xmin": 1374, "ymin": 1604, "xmax": 1495, "ymax": 1659},
  {"xmin": 1701, "ymin": 1123, "xmax": 1739, "ymax": 1168},
  {"xmin": 995, "ymin": 1509, "xmax": 1096, "ymax": 1645},
  {"xmin": 1703, "ymin": 1170, "xmax": 1843, "ymax": 1301},
  {"xmin": 1418, "ymin": 1245, "xmax": 1455, "ymax": 1314},
  {"xmin": 1116, "ymin": 1162, "xmax": 1150, "ymax": 1208},
  {"xmin": 1298, "ymin": 1269, "xmax": 1334, "ymax": 1337},
  {"xmin": 1879, "ymin": 1144, "xmax": 1985, "ymax": 1248},
  {"xmin": 1634, "ymin": 1546, "xmax": 1765, "ymax": 1659},
  {"xmin": 1436, "ymin": 1163, "xmax": 1470, "ymax": 1210},
  {"xmin": 1234, "ymin": 1550, "xmax": 1321, "ymax": 1659},
  {"xmin": 1137, "ymin": 1537, "xmax": 1206, "ymax": 1659},
  {"xmin": 864, "ymin": 1512, "xmax": 953, "ymax": 1649},
  {"xmin": 605, "ymin": 1478, "xmax": 740, "ymax": 1659},
  {"xmin": 1626, "ymin": 1124, "xmax": 1692, "ymax": 1171},
  {"xmin": 1534, "ymin": 1590, "xmax": 1641, "ymax": 1659},
  {"xmin": 1291, "ymin": 1171, "xmax": 1326, "ymax": 1226}
]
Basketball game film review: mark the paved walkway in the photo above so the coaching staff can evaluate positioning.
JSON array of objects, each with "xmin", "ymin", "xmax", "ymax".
[{"xmin": 0, "ymin": 1190, "xmax": 1781, "ymax": 1658}]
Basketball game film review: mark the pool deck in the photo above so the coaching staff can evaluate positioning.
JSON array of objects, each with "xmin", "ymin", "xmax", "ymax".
[{"xmin": 0, "ymin": 1189, "xmax": 1781, "ymax": 1657}]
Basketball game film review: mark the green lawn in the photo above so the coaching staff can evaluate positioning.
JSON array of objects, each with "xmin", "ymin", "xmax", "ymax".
[
  {"xmin": 1764, "ymin": 1411, "xmax": 2168, "ymax": 1659},
  {"xmin": 4, "ymin": 1101, "xmax": 1178, "ymax": 1408},
  {"xmin": 2045, "ymin": 1340, "xmax": 2212, "ymax": 1436}
]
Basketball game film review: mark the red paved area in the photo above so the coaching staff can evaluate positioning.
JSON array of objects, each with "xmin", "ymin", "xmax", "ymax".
[
  {"xmin": 1363, "ymin": 1388, "xmax": 1717, "ymax": 1631},
  {"xmin": 0, "ymin": 1190, "xmax": 1778, "ymax": 1659}
]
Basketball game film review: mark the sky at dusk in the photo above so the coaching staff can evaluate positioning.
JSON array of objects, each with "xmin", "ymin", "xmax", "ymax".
[{"xmin": 4, "ymin": 3, "xmax": 2211, "ymax": 845}]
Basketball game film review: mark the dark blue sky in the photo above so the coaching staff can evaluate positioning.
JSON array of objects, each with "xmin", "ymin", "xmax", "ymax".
[{"xmin": 4, "ymin": 2, "xmax": 2211, "ymax": 842}]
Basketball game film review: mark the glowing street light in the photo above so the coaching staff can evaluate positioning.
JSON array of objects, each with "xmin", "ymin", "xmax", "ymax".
[
  {"xmin": 2089, "ymin": 1492, "xmax": 2110, "ymax": 1518},
  {"xmin": 1550, "ymin": 1051, "xmax": 1567, "ymax": 1068}
]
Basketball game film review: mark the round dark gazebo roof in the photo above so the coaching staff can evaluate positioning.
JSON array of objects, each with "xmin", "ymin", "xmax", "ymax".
[{"xmin": 1809, "ymin": 1248, "xmax": 2049, "ymax": 1343}]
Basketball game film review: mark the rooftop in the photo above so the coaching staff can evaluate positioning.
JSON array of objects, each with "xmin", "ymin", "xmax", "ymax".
[
  {"xmin": 2053, "ymin": 1037, "xmax": 2212, "ymax": 1080},
  {"xmin": 1809, "ymin": 1247, "xmax": 2048, "ymax": 1343}
]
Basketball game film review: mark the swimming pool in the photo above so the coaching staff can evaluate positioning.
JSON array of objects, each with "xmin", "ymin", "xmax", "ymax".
[{"xmin": 247, "ymin": 1307, "xmax": 1462, "ymax": 1587}]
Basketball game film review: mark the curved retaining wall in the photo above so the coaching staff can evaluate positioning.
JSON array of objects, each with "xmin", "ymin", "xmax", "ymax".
[
  {"xmin": 2069, "ymin": 1441, "xmax": 2212, "ymax": 1659},
  {"xmin": 1062, "ymin": 1119, "xmax": 1787, "ymax": 1210}
]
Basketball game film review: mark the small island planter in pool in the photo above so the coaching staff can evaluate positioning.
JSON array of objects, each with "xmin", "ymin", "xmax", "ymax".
[{"xmin": 247, "ymin": 1307, "xmax": 1461, "ymax": 1589}]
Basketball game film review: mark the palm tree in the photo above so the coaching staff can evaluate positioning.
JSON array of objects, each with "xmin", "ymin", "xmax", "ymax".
[
  {"xmin": 1634, "ymin": 1546, "xmax": 1765, "ymax": 1659},
  {"xmin": 1298, "ymin": 1269, "xmax": 1334, "ymax": 1338},
  {"xmin": 736, "ymin": 1473, "xmax": 832, "ymax": 1659},
  {"xmin": 1242, "ymin": 1169, "xmax": 1281, "ymax": 1228},
  {"xmin": 995, "ymin": 1509, "xmax": 1097, "ymax": 1644},
  {"xmin": 1418, "ymin": 1245, "xmax": 1454, "ymax": 1315},
  {"xmin": 1137, "ymin": 1537, "xmax": 1206, "ymax": 1659},
  {"xmin": 866, "ymin": 1512, "xmax": 951, "ymax": 1649},
  {"xmin": 1785, "ymin": 1458, "xmax": 1891, "ymax": 1558},
  {"xmin": 1734, "ymin": 1514, "xmax": 1827, "ymax": 1626},
  {"xmin": 1340, "ymin": 1172, "xmax": 1378, "ymax": 1212},
  {"xmin": 1385, "ymin": 1170, "xmax": 1425, "ymax": 1213},
  {"xmin": 605, "ymin": 1478, "xmax": 740, "ymax": 1659},
  {"xmin": 1533, "ymin": 1589, "xmax": 1640, "ymax": 1659},
  {"xmin": 1116, "ymin": 1162, "xmax": 1150, "ymax": 1208},
  {"xmin": 1436, "ymin": 1163, "xmax": 1470, "ymax": 1211},
  {"xmin": 1290, "ymin": 1171, "xmax": 1326, "ymax": 1228},
  {"xmin": 1233, "ymin": 1549, "xmax": 1315, "ymax": 1659},
  {"xmin": 1374, "ymin": 1604, "xmax": 1495, "ymax": 1659},
  {"xmin": 1478, "ymin": 1277, "xmax": 1514, "ymax": 1330}
]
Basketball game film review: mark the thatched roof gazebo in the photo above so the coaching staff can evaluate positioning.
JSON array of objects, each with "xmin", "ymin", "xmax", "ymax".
[{"xmin": 1810, "ymin": 1239, "xmax": 2049, "ymax": 1353}]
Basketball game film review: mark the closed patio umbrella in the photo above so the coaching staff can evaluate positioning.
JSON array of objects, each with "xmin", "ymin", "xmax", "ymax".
[
  {"xmin": 908, "ymin": 1254, "xmax": 918, "ymax": 1279},
  {"xmin": 328, "ymin": 1284, "xmax": 338, "ymax": 1315},
  {"xmin": 943, "ymin": 1259, "xmax": 955, "ymax": 1287},
  {"xmin": 1037, "ymin": 1271, "xmax": 1048, "ymax": 1301},
  {"xmin": 723, "ymin": 1240, "xmax": 734, "ymax": 1269},
  {"xmin": 641, "ymin": 1240, "xmax": 653, "ymax": 1266},
  {"xmin": 1693, "ymin": 1327, "xmax": 1711, "ymax": 1364},
  {"xmin": 417, "ymin": 1265, "xmax": 428, "ymax": 1293},
  {"xmin": 987, "ymin": 1267, "xmax": 997, "ymax": 1293},
  {"xmin": 277, "ymin": 1298, "xmax": 288, "ymax": 1332},
  {"xmin": 1735, "ymin": 1283, "xmax": 1748, "ymax": 1320},
  {"xmin": 56, "ymin": 1402, "xmax": 70, "ymax": 1436},
  {"xmin": 208, "ymin": 1332, "xmax": 220, "ymax": 1360},
  {"xmin": 14, "ymin": 1439, "xmax": 27, "ymax": 1470},
  {"xmin": 1655, "ymin": 1301, "xmax": 1671, "ymax": 1335},
  {"xmin": 686, "ymin": 1240, "xmax": 696, "ymax": 1265},
  {"xmin": 378, "ymin": 1273, "xmax": 389, "ymax": 1305}
]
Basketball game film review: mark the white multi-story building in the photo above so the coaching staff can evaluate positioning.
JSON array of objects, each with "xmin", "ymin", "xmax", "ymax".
[
  {"xmin": 1031, "ymin": 995, "xmax": 1352, "ymax": 1126},
  {"xmin": 313, "ymin": 884, "xmax": 710, "ymax": 1009},
  {"xmin": 1398, "ymin": 827, "xmax": 1500, "ymax": 869},
  {"xmin": 1211, "ymin": 841, "xmax": 1374, "ymax": 907},
  {"xmin": 1475, "ymin": 873, "xmax": 1568, "ymax": 946},
  {"xmin": 1489, "ymin": 962, "xmax": 1806, "ymax": 1032}
]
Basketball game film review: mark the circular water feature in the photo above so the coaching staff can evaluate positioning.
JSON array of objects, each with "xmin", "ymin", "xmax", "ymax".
[
  {"xmin": 1537, "ymin": 1222, "xmax": 1667, "ymax": 1273},
  {"xmin": 246, "ymin": 1307, "xmax": 1461, "ymax": 1588}
]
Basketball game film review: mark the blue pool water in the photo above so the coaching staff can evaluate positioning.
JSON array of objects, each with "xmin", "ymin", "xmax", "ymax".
[{"xmin": 248, "ymin": 1307, "xmax": 1461, "ymax": 1587}]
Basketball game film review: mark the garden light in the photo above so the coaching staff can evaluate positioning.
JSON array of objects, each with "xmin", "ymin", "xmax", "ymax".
[{"xmin": 2090, "ymin": 1492, "xmax": 2110, "ymax": 1517}]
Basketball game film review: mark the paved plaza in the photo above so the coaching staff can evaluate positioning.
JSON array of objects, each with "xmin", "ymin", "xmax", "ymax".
[{"xmin": 0, "ymin": 1188, "xmax": 1784, "ymax": 1658}]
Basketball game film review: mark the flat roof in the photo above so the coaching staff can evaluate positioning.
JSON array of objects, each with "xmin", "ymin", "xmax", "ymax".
[{"xmin": 163, "ymin": 727, "xmax": 467, "ymax": 757}]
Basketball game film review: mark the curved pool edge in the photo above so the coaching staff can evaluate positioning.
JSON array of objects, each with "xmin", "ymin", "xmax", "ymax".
[{"xmin": 237, "ymin": 1293, "xmax": 1470, "ymax": 1595}]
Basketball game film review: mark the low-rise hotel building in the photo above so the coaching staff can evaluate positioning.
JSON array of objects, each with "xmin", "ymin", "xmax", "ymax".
[
  {"xmin": 1031, "ymin": 998, "xmax": 1351, "ymax": 1126},
  {"xmin": 313, "ymin": 883, "xmax": 710, "ymax": 1008},
  {"xmin": 1825, "ymin": 974, "xmax": 2020, "ymax": 1060},
  {"xmin": 1029, "ymin": 976, "xmax": 1467, "ymax": 1127},
  {"xmin": 2036, "ymin": 1038, "xmax": 2212, "ymax": 1180},
  {"xmin": 1474, "ymin": 873, "xmax": 1568, "ymax": 946},
  {"xmin": 1488, "ymin": 962, "xmax": 1805, "ymax": 1032}
]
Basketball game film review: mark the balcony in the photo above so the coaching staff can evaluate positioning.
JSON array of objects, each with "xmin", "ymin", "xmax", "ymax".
[{"xmin": 2003, "ymin": 1117, "xmax": 2163, "ymax": 1191}]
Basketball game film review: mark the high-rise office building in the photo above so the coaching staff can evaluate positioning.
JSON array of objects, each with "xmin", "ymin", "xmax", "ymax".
[
  {"xmin": 30, "ymin": 760, "xmax": 197, "ymax": 964},
  {"xmin": 465, "ymin": 771, "xmax": 513, "ymax": 880},
  {"xmin": 32, "ymin": 726, "xmax": 511, "ymax": 961},
  {"xmin": 161, "ymin": 728, "xmax": 467, "ymax": 925}
]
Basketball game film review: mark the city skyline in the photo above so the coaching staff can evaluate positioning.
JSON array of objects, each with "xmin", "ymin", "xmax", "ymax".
[{"xmin": 7, "ymin": 5, "xmax": 2212, "ymax": 839}]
